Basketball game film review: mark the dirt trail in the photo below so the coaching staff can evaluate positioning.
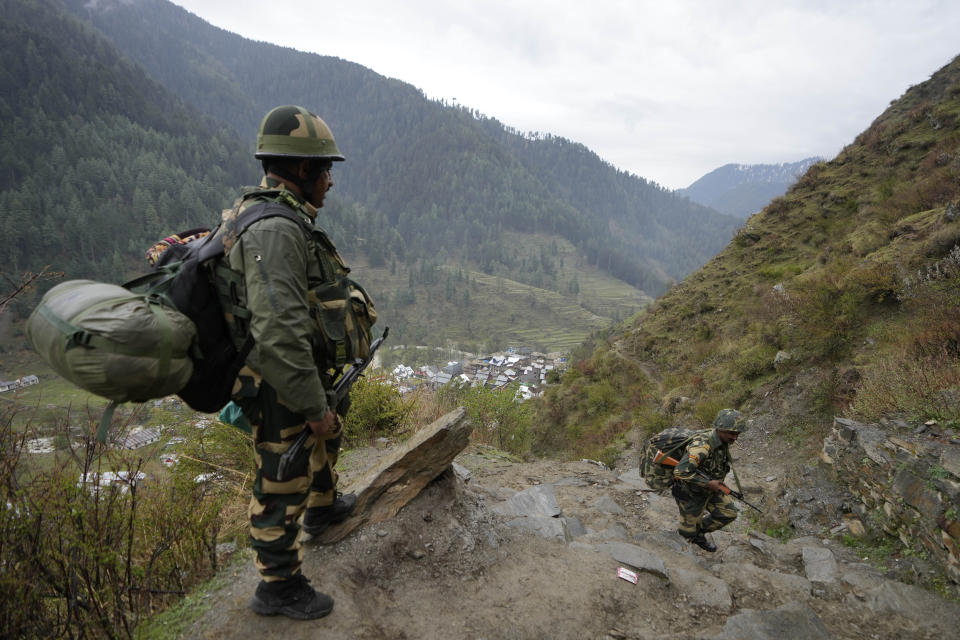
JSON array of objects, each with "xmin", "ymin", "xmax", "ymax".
[{"xmin": 184, "ymin": 427, "xmax": 959, "ymax": 640}]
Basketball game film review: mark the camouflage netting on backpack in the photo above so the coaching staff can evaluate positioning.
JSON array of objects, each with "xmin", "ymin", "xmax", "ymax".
[{"xmin": 639, "ymin": 427, "xmax": 698, "ymax": 492}]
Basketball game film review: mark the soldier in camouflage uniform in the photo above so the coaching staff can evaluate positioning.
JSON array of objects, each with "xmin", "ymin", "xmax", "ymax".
[
  {"xmin": 671, "ymin": 409, "xmax": 747, "ymax": 552},
  {"xmin": 215, "ymin": 105, "xmax": 374, "ymax": 620}
]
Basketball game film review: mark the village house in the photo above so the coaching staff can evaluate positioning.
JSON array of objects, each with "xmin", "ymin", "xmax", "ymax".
[
  {"xmin": 442, "ymin": 361, "xmax": 463, "ymax": 376},
  {"xmin": 121, "ymin": 427, "xmax": 161, "ymax": 450},
  {"xmin": 77, "ymin": 470, "xmax": 147, "ymax": 495},
  {"xmin": 0, "ymin": 374, "xmax": 39, "ymax": 393}
]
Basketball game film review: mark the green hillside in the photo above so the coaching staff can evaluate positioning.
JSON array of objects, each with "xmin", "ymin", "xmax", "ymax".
[
  {"xmin": 353, "ymin": 231, "xmax": 652, "ymax": 353},
  {"xmin": 0, "ymin": 0, "xmax": 251, "ymax": 286},
  {"xmin": 536, "ymin": 53, "xmax": 960, "ymax": 459},
  {"xmin": 63, "ymin": 0, "xmax": 740, "ymax": 297},
  {"xmin": 0, "ymin": 0, "xmax": 664, "ymax": 356}
]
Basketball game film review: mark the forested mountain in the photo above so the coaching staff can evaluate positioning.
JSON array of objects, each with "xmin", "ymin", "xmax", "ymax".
[
  {"xmin": 61, "ymin": 0, "xmax": 740, "ymax": 295},
  {"xmin": 679, "ymin": 157, "xmax": 822, "ymax": 218},
  {"xmin": 0, "ymin": 0, "xmax": 251, "ymax": 281},
  {"xmin": 0, "ymin": 0, "xmax": 741, "ymax": 352}
]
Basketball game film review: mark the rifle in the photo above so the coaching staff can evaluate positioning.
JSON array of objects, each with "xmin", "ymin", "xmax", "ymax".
[
  {"xmin": 276, "ymin": 327, "xmax": 390, "ymax": 481},
  {"xmin": 652, "ymin": 449, "xmax": 764, "ymax": 514}
]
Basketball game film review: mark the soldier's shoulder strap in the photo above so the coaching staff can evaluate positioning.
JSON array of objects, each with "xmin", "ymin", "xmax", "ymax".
[{"xmin": 198, "ymin": 200, "xmax": 310, "ymax": 263}]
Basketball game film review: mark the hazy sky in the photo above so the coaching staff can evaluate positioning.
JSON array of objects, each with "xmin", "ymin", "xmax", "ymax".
[{"xmin": 171, "ymin": 0, "xmax": 960, "ymax": 190}]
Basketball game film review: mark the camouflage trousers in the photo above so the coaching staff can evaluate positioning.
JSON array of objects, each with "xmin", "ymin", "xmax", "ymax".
[
  {"xmin": 671, "ymin": 481, "xmax": 738, "ymax": 538},
  {"xmin": 236, "ymin": 380, "xmax": 343, "ymax": 582}
]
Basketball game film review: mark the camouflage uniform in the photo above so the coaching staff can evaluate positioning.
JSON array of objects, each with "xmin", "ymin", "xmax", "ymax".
[
  {"xmin": 671, "ymin": 428, "xmax": 738, "ymax": 539},
  {"xmin": 217, "ymin": 177, "xmax": 360, "ymax": 582}
]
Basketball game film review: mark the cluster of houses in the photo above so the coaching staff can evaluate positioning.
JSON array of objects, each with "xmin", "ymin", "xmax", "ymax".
[
  {"xmin": 389, "ymin": 348, "xmax": 566, "ymax": 400},
  {"xmin": 0, "ymin": 375, "xmax": 39, "ymax": 393}
]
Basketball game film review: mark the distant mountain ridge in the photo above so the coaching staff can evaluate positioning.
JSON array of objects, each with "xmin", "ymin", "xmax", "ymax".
[{"xmin": 679, "ymin": 157, "xmax": 822, "ymax": 218}]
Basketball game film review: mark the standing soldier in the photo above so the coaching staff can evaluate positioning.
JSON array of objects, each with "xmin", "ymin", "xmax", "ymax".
[
  {"xmin": 670, "ymin": 409, "xmax": 747, "ymax": 552},
  {"xmin": 217, "ymin": 105, "xmax": 375, "ymax": 619}
]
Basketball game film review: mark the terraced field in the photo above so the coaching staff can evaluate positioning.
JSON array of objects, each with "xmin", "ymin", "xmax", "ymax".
[{"xmin": 350, "ymin": 231, "xmax": 653, "ymax": 353}]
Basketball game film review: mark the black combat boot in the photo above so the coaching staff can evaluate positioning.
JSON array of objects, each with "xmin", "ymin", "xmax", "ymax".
[
  {"xmin": 688, "ymin": 533, "xmax": 718, "ymax": 552},
  {"xmin": 302, "ymin": 492, "xmax": 357, "ymax": 536},
  {"xmin": 680, "ymin": 528, "xmax": 718, "ymax": 553},
  {"xmin": 249, "ymin": 574, "xmax": 334, "ymax": 620}
]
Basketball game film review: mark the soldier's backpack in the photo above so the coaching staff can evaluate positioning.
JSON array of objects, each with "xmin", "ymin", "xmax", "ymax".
[
  {"xmin": 638, "ymin": 427, "xmax": 698, "ymax": 492},
  {"xmin": 27, "ymin": 201, "xmax": 308, "ymax": 442},
  {"xmin": 127, "ymin": 201, "xmax": 315, "ymax": 409}
]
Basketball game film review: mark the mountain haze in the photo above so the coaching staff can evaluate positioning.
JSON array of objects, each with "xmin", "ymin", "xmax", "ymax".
[{"xmin": 680, "ymin": 157, "xmax": 822, "ymax": 218}]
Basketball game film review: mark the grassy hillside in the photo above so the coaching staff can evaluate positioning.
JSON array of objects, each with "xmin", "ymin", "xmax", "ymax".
[
  {"xmin": 351, "ymin": 231, "xmax": 652, "ymax": 353},
  {"xmin": 535, "ymin": 53, "xmax": 960, "ymax": 459}
]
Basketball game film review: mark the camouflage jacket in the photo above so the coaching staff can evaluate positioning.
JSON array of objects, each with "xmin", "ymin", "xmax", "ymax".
[
  {"xmin": 217, "ymin": 177, "xmax": 355, "ymax": 421},
  {"xmin": 673, "ymin": 428, "xmax": 732, "ymax": 488}
]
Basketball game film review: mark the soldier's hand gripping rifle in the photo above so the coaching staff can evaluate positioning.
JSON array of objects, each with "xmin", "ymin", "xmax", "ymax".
[
  {"xmin": 652, "ymin": 450, "xmax": 764, "ymax": 514},
  {"xmin": 277, "ymin": 327, "xmax": 390, "ymax": 481}
]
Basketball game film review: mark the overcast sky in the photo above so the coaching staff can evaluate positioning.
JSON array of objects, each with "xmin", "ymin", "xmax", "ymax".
[{"xmin": 171, "ymin": 0, "xmax": 960, "ymax": 190}]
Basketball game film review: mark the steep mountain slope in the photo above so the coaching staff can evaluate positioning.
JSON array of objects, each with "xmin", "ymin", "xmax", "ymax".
[
  {"xmin": 679, "ymin": 157, "xmax": 822, "ymax": 218},
  {"xmin": 63, "ymin": 0, "xmax": 740, "ymax": 296},
  {"xmin": 0, "ymin": 0, "xmax": 251, "ymax": 283},
  {"xmin": 534, "ymin": 53, "xmax": 960, "ymax": 584},
  {"xmin": 540, "ymin": 52, "xmax": 960, "ymax": 455}
]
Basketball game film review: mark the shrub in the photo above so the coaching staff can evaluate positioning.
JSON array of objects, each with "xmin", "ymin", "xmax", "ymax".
[
  {"xmin": 343, "ymin": 377, "xmax": 414, "ymax": 444},
  {"xmin": 850, "ymin": 346, "xmax": 960, "ymax": 424},
  {"xmin": 0, "ymin": 409, "xmax": 226, "ymax": 639},
  {"xmin": 443, "ymin": 382, "xmax": 532, "ymax": 455},
  {"xmin": 734, "ymin": 343, "xmax": 777, "ymax": 380}
]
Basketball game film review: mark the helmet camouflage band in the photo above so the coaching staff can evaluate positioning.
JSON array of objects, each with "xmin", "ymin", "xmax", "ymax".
[
  {"xmin": 713, "ymin": 408, "xmax": 748, "ymax": 433},
  {"xmin": 255, "ymin": 105, "xmax": 345, "ymax": 161}
]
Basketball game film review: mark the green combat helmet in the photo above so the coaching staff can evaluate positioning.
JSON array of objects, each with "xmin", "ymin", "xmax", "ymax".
[
  {"xmin": 255, "ymin": 105, "xmax": 345, "ymax": 161},
  {"xmin": 713, "ymin": 408, "xmax": 748, "ymax": 433}
]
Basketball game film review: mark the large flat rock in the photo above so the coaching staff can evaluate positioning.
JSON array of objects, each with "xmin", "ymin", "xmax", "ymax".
[
  {"xmin": 711, "ymin": 602, "xmax": 829, "ymax": 640},
  {"xmin": 801, "ymin": 546, "xmax": 838, "ymax": 583},
  {"xmin": 493, "ymin": 483, "xmax": 562, "ymax": 518},
  {"xmin": 714, "ymin": 562, "xmax": 811, "ymax": 604},
  {"xmin": 312, "ymin": 408, "xmax": 472, "ymax": 543},
  {"xmin": 670, "ymin": 567, "xmax": 732, "ymax": 611}
]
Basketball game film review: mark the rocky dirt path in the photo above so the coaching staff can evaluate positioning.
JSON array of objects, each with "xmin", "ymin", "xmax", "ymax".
[{"xmin": 184, "ymin": 432, "xmax": 960, "ymax": 640}]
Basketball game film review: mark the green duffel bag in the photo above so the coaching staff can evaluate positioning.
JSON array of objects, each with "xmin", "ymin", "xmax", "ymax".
[{"xmin": 26, "ymin": 280, "xmax": 197, "ymax": 441}]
